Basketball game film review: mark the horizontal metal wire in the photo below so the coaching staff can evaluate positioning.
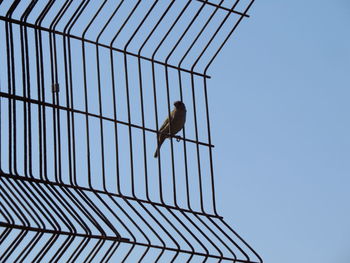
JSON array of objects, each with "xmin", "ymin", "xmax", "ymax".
[
  {"xmin": 0, "ymin": 172, "xmax": 222, "ymax": 219},
  {"xmin": 1, "ymin": 172, "xmax": 262, "ymax": 262},
  {"xmin": 0, "ymin": 0, "xmax": 262, "ymax": 262},
  {"xmin": 0, "ymin": 91, "xmax": 214, "ymax": 148},
  {"xmin": 0, "ymin": 15, "xmax": 211, "ymax": 79},
  {"xmin": 0, "ymin": 222, "xmax": 130, "ymax": 242},
  {"xmin": 196, "ymin": 0, "xmax": 250, "ymax": 17}
]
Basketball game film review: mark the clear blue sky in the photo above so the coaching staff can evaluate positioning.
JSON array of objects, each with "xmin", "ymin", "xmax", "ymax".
[
  {"xmin": 210, "ymin": 1, "xmax": 350, "ymax": 262},
  {"xmin": 1, "ymin": 1, "xmax": 349, "ymax": 261}
]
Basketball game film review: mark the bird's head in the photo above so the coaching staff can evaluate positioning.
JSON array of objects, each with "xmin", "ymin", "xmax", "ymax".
[{"xmin": 174, "ymin": 101, "xmax": 185, "ymax": 110}]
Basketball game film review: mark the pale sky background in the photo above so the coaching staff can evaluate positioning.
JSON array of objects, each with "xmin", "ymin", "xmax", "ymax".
[
  {"xmin": 210, "ymin": 1, "xmax": 350, "ymax": 263},
  {"xmin": 1, "ymin": 0, "xmax": 349, "ymax": 262}
]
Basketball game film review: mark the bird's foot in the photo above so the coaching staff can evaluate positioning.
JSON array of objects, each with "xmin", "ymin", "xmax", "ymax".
[{"xmin": 175, "ymin": 136, "xmax": 181, "ymax": 142}]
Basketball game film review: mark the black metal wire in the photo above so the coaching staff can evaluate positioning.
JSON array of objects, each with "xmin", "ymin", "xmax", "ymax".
[{"xmin": 0, "ymin": 1, "xmax": 262, "ymax": 262}]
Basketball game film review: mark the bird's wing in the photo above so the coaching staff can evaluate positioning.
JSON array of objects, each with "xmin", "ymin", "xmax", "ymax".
[
  {"xmin": 158, "ymin": 115, "xmax": 170, "ymax": 133},
  {"xmin": 158, "ymin": 109, "xmax": 175, "ymax": 133}
]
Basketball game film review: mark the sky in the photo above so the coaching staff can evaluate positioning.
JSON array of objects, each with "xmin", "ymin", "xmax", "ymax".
[
  {"xmin": 210, "ymin": 1, "xmax": 350, "ymax": 262},
  {"xmin": 1, "ymin": 0, "xmax": 349, "ymax": 262}
]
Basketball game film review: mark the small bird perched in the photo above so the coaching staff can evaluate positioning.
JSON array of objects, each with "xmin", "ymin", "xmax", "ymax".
[{"xmin": 154, "ymin": 101, "xmax": 186, "ymax": 158}]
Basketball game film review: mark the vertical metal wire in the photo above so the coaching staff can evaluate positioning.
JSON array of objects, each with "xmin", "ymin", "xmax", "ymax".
[{"xmin": 0, "ymin": 1, "xmax": 262, "ymax": 262}]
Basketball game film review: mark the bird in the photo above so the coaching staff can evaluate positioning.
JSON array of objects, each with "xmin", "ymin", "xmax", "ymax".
[{"xmin": 154, "ymin": 101, "xmax": 186, "ymax": 158}]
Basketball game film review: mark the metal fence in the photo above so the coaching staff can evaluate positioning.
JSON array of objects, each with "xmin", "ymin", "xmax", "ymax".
[{"xmin": 0, "ymin": 0, "xmax": 262, "ymax": 262}]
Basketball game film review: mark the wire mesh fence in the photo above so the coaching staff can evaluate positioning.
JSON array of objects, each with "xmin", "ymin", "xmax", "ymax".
[{"xmin": 0, "ymin": 0, "xmax": 262, "ymax": 262}]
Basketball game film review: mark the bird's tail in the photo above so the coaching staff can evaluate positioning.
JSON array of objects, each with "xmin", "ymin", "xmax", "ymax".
[{"xmin": 154, "ymin": 135, "xmax": 166, "ymax": 158}]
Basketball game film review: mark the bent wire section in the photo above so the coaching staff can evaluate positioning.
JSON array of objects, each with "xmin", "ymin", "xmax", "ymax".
[{"xmin": 0, "ymin": 0, "xmax": 262, "ymax": 262}]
